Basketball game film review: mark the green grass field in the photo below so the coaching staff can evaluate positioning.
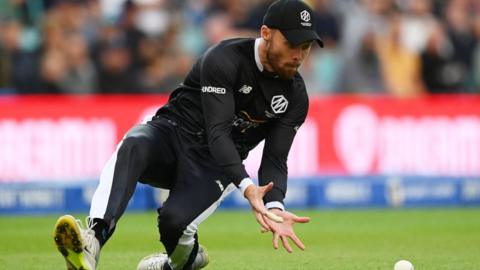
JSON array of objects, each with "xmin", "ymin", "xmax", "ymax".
[{"xmin": 1, "ymin": 208, "xmax": 479, "ymax": 270}]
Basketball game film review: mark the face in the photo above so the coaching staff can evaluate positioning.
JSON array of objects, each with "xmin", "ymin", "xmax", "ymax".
[{"xmin": 263, "ymin": 28, "xmax": 312, "ymax": 79}]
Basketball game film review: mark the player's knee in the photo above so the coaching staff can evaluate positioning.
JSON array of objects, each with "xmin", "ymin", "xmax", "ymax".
[
  {"xmin": 157, "ymin": 207, "xmax": 191, "ymax": 235},
  {"xmin": 157, "ymin": 208, "xmax": 194, "ymax": 254}
]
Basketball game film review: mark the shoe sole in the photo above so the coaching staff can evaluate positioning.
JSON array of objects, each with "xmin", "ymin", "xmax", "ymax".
[{"xmin": 53, "ymin": 215, "xmax": 91, "ymax": 270}]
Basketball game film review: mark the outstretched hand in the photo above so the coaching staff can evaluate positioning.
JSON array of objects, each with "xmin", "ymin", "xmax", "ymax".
[
  {"xmin": 243, "ymin": 182, "xmax": 277, "ymax": 231},
  {"xmin": 262, "ymin": 209, "xmax": 310, "ymax": 253},
  {"xmin": 243, "ymin": 182, "xmax": 309, "ymax": 252}
]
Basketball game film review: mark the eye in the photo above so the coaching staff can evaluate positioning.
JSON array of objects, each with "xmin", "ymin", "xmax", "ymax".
[{"xmin": 301, "ymin": 43, "xmax": 311, "ymax": 51}]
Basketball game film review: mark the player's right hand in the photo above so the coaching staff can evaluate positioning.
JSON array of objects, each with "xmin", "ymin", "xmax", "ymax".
[{"xmin": 244, "ymin": 182, "xmax": 275, "ymax": 231}]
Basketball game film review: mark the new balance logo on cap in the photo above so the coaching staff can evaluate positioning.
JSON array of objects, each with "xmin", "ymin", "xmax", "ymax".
[{"xmin": 238, "ymin": 85, "xmax": 253, "ymax": 94}]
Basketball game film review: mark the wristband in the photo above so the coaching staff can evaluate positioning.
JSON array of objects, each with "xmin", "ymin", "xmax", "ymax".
[
  {"xmin": 266, "ymin": 201, "xmax": 285, "ymax": 211},
  {"xmin": 238, "ymin": 177, "xmax": 254, "ymax": 196}
]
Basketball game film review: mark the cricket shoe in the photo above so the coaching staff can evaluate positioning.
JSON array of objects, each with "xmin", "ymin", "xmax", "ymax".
[
  {"xmin": 136, "ymin": 246, "xmax": 210, "ymax": 270},
  {"xmin": 136, "ymin": 252, "xmax": 168, "ymax": 270},
  {"xmin": 192, "ymin": 246, "xmax": 210, "ymax": 269},
  {"xmin": 53, "ymin": 215, "xmax": 100, "ymax": 270}
]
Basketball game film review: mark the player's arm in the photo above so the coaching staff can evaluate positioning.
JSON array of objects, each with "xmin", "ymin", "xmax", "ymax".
[
  {"xmin": 259, "ymin": 85, "xmax": 309, "ymax": 210},
  {"xmin": 199, "ymin": 48, "xmax": 247, "ymax": 184},
  {"xmin": 199, "ymin": 46, "xmax": 277, "ymax": 229},
  {"xmin": 259, "ymin": 123, "xmax": 296, "ymax": 209},
  {"xmin": 258, "ymin": 115, "xmax": 311, "ymax": 252},
  {"xmin": 258, "ymin": 83, "xmax": 311, "ymax": 252}
]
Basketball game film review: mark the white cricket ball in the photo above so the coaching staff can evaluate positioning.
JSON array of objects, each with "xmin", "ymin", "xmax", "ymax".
[{"xmin": 394, "ymin": 260, "xmax": 414, "ymax": 270}]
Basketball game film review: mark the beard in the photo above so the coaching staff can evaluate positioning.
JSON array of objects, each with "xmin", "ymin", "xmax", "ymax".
[{"xmin": 266, "ymin": 44, "xmax": 298, "ymax": 79}]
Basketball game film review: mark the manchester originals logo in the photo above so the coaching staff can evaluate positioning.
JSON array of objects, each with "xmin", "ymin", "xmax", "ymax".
[
  {"xmin": 300, "ymin": 10, "xmax": 312, "ymax": 27},
  {"xmin": 271, "ymin": 95, "xmax": 288, "ymax": 114}
]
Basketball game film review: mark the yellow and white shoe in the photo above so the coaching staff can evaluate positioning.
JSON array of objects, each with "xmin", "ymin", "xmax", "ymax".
[{"xmin": 53, "ymin": 215, "xmax": 100, "ymax": 270}]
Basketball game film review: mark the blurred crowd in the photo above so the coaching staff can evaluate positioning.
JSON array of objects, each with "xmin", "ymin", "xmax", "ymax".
[{"xmin": 1, "ymin": 0, "xmax": 480, "ymax": 96}]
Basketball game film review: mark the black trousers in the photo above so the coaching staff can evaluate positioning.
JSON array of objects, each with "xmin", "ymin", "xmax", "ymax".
[{"xmin": 89, "ymin": 116, "xmax": 236, "ymax": 270}]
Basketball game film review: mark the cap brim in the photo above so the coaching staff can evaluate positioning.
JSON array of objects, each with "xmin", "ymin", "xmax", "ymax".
[{"xmin": 281, "ymin": 29, "xmax": 324, "ymax": 48}]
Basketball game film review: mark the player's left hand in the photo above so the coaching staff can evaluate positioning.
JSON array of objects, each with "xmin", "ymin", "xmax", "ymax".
[{"xmin": 262, "ymin": 209, "xmax": 310, "ymax": 253}]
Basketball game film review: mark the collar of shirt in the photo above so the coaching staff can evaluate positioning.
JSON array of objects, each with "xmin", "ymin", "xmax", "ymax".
[{"xmin": 254, "ymin": 38, "xmax": 263, "ymax": 72}]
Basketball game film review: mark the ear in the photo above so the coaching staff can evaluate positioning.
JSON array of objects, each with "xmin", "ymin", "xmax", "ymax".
[{"xmin": 261, "ymin": 25, "xmax": 271, "ymax": 41}]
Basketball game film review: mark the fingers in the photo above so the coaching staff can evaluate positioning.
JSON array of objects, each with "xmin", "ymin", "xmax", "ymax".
[
  {"xmin": 260, "ymin": 182, "xmax": 274, "ymax": 194},
  {"xmin": 251, "ymin": 201, "xmax": 268, "ymax": 216},
  {"xmin": 280, "ymin": 235, "xmax": 293, "ymax": 253},
  {"xmin": 253, "ymin": 182, "xmax": 275, "ymax": 215},
  {"xmin": 292, "ymin": 215, "xmax": 311, "ymax": 224},
  {"xmin": 273, "ymin": 232, "xmax": 280, "ymax": 250},
  {"xmin": 290, "ymin": 233, "xmax": 306, "ymax": 251},
  {"xmin": 271, "ymin": 230, "xmax": 307, "ymax": 252},
  {"xmin": 255, "ymin": 211, "xmax": 271, "ymax": 232},
  {"xmin": 244, "ymin": 183, "xmax": 275, "ymax": 214},
  {"xmin": 264, "ymin": 211, "xmax": 283, "ymax": 223}
]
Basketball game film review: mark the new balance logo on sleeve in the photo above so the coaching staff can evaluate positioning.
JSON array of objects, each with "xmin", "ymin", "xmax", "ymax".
[{"xmin": 201, "ymin": 86, "xmax": 226, "ymax": 94}]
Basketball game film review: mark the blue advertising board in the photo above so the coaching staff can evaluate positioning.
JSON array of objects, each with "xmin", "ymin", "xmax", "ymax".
[{"xmin": 1, "ymin": 176, "xmax": 479, "ymax": 214}]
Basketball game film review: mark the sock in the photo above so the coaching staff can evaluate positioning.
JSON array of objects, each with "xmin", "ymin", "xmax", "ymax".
[{"xmin": 90, "ymin": 218, "xmax": 113, "ymax": 247}]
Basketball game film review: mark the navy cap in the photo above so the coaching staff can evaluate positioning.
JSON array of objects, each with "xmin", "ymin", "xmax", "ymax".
[{"xmin": 263, "ymin": 0, "xmax": 324, "ymax": 47}]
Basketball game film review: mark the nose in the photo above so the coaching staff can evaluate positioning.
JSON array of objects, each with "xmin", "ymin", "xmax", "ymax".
[
  {"xmin": 292, "ymin": 49, "xmax": 301, "ymax": 61},
  {"xmin": 291, "ymin": 47, "xmax": 303, "ymax": 62}
]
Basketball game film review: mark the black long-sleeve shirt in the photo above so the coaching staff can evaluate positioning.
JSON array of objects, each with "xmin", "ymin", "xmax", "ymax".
[{"xmin": 156, "ymin": 38, "xmax": 309, "ymax": 204}]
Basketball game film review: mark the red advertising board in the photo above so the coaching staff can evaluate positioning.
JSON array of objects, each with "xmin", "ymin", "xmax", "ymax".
[
  {"xmin": 1, "ymin": 94, "xmax": 479, "ymax": 182},
  {"xmin": 0, "ymin": 95, "xmax": 167, "ymax": 182},
  {"xmin": 309, "ymin": 95, "xmax": 480, "ymax": 176}
]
